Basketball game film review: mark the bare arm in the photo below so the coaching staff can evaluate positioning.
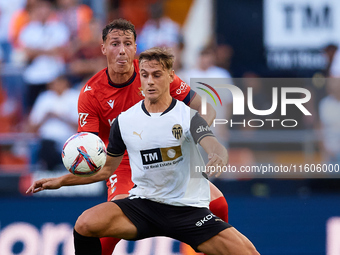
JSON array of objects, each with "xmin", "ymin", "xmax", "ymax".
[
  {"xmin": 189, "ymin": 93, "xmax": 216, "ymax": 126},
  {"xmin": 199, "ymin": 136, "xmax": 228, "ymax": 177},
  {"xmin": 26, "ymin": 155, "xmax": 123, "ymax": 194}
]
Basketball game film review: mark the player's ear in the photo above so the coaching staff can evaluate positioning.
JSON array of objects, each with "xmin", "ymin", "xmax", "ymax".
[
  {"xmin": 134, "ymin": 43, "xmax": 137, "ymax": 54},
  {"xmin": 101, "ymin": 44, "xmax": 106, "ymax": 55},
  {"xmin": 169, "ymin": 70, "xmax": 175, "ymax": 83}
]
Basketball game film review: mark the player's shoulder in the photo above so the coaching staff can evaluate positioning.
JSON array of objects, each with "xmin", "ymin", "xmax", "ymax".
[
  {"xmin": 80, "ymin": 68, "xmax": 108, "ymax": 95},
  {"xmin": 119, "ymin": 100, "xmax": 143, "ymax": 119},
  {"xmin": 175, "ymin": 99, "xmax": 191, "ymax": 111},
  {"xmin": 170, "ymin": 74, "xmax": 189, "ymax": 95},
  {"xmin": 174, "ymin": 99, "xmax": 197, "ymax": 123}
]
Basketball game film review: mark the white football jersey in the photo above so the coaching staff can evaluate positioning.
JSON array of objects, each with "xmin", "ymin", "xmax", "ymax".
[{"xmin": 108, "ymin": 99, "xmax": 212, "ymax": 208}]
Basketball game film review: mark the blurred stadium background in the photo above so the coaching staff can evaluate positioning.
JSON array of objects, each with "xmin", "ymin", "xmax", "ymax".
[{"xmin": 0, "ymin": 0, "xmax": 340, "ymax": 254}]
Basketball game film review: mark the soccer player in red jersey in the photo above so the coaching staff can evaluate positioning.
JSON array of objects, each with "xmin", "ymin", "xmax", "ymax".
[{"xmin": 77, "ymin": 19, "xmax": 229, "ymax": 255}]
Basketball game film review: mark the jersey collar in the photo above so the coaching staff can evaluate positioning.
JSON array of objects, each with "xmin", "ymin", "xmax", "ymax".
[
  {"xmin": 106, "ymin": 69, "xmax": 137, "ymax": 88},
  {"xmin": 141, "ymin": 98, "xmax": 177, "ymax": 116}
]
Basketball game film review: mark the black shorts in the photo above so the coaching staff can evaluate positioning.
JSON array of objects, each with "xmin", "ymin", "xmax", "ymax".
[{"xmin": 113, "ymin": 197, "xmax": 232, "ymax": 251}]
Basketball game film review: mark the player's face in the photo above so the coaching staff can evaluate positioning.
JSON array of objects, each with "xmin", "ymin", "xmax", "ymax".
[
  {"xmin": 140, "ymin": 60, "xmax": 174, "ymax": 103},
  {"xmin": 101, "ymin": 29, "xmax": 137, "ymax": 74}
]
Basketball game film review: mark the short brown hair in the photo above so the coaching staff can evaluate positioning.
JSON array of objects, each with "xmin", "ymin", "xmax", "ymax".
[
  {"xmin": 102, "ymin": 19, "xmax": 137, "ymax": 42},
  {"xmin": 138, "ymin": 47, "xmax": 175, "ymax": 71}
]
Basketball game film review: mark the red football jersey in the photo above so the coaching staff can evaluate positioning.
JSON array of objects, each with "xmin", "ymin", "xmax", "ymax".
[{"xmin": 77, "ymin": 59, "xmax": 194, "ymax": 198}]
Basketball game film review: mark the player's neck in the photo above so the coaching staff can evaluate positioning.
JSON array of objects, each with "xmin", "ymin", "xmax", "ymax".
[
  {"xmin": 144, "ymin": 95, "xmax": 172, "ymax": 113},
  {"xmin": 107, "ymin": 65, "xmax": 135, "ymax": 84}
]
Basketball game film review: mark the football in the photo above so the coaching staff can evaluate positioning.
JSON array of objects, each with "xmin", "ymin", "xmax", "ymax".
[{"xmin": 61, "ymin": 132, "xmax": 107, "ymax": 176}]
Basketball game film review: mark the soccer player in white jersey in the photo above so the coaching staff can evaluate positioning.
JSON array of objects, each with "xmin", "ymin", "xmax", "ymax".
[{"xmin": 26, "ymin": 47, "xmax": 259, "ymax": 255}]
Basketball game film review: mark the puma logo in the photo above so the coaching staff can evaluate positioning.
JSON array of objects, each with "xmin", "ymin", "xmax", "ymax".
[{"xmin": 133, "ymin": 131, "xmax": 143, "ymax": 140}]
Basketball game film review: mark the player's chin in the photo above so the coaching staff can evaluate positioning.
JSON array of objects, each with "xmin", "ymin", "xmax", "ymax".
[
  {"xmin": 114, "ymin": 64, "xmax": 129, "ymax": 73},
  {"xmin": 146, "ymin": 93, "xmax": 159, "ymax": 103}
]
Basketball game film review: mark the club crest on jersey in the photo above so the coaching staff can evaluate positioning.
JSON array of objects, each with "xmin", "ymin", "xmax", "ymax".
[
  {"xmin": 107, "ymin": 99, "xmax": 114, "ymax": 109},
  {"xmin": 84, "ymin": 84, "xmax": 92, "ymax": 92},
  {"xmin": 172, "ymin": 124, "xmax": 182, "ymax": 139},
  {"xmin": 139, "ymin": 87, "xmax": 145, "ymax": 97},
  {"xmin": 79, "ymin": 113, "xmax": 89, "ymax": 127}
]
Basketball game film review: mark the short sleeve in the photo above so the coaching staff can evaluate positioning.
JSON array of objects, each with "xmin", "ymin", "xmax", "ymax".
[
  {"xmin": 107, "ymin": 116, "xmax": 126, "ymax": 157},
  {"xmin": 190, "ymin": 112, "xmax": 215, "ymax": 144},
  {"xmin": 77, "ymin": 86, "xmax": 100, "ymax": 133},
  {"xmin": 170, "ymin": 74, "xmax": 196, "ymax": 105}
]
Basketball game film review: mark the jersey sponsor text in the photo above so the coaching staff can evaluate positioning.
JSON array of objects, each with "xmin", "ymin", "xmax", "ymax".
[
  {"xmin": 176, "ymin": 82, "xmax": 188, "ymax": 95},
  {"xmin": 196, "ymin": 213, "xmax": 215, "ymax": 227},
  {"xmin": 108, "ymin": 118, "xmax": 115, "ymax": 126},
  {"xmin": 140, "ymin": 146, "xmax": 182, "ymax": 166},
  {"xmin": 196, "ymin": 125, "xmax": 211, "ymax": 133}
]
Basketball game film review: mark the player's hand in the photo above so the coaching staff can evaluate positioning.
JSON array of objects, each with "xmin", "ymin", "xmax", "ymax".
[
  {"xmin": 206, "ymin": 153, "xmax": 227, "ymax": 178},
  {"xmin": 26, "ymin": 178, "xmax": 62, "ymax": 194}
]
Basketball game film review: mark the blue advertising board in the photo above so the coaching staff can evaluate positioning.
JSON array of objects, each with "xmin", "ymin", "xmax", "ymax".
[{"xmin": 1, "ymin": 193, "xmax": 340, "ymax": 255}]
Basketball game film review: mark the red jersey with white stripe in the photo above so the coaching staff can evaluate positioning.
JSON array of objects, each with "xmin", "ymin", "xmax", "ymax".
[{"xmin": 77, "ymin": 59, "xmax": 193, "ymax": 200}]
